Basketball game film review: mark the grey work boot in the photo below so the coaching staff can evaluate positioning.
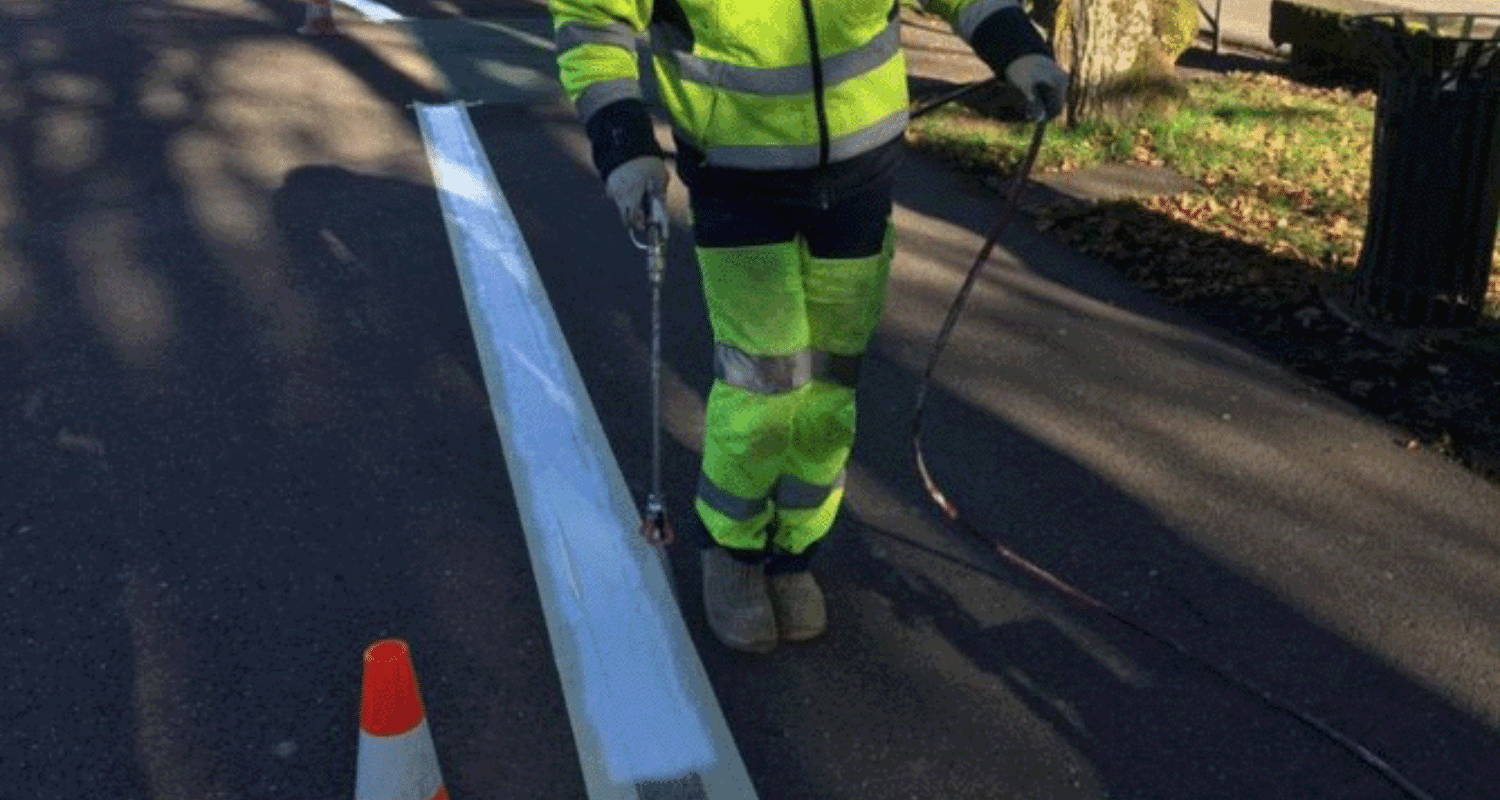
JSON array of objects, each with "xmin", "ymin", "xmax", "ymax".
[
  {"xmin": 701, "ymin": 547, "xmax": 777, "ymax": 653},
  {"xmin": 767, "ymin": 570, "xmax": 826, "ymax": 642}
]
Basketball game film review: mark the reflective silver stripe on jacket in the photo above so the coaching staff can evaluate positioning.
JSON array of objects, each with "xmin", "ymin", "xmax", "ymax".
[
  {"xmin": 828, "ymin": 108, "xmax": 908, "ymax": 161},
  {"xmin": 664, "ymin": 19, "xmax": 900, "ymax": 96},
  {"xmin": 715, "ymin": 344, "xmax": 862, "ymax": 394},
  {"xmin": 823, "ymin": 20, "xmax": 902, "ymax": 87},
  {"xmin": 697, "ymin": 473, "xmax": 770, "ymax": 521},
  {"xmin": 956, "ymin": 0, "xmax": 1022, "ymax": 42},
  {"xmin": 689, "ymin": 107, "xmax": 906, "ymax": 169},
  {"xmin": 575, "ymin": 78, "xmax": 642, "ymax": 124},
  {"xmin": 555, "ymin": 21, "xmax": 641, "ymax": 53},
  {"xmin": 775, "ymin": 472, "xmax": 846, "ymax": 509}
]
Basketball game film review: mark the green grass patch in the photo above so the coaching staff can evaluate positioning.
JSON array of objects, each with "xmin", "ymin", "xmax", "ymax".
[{"xmin": 909, "ymin": 72, "xmax": 1389, "ymax": 270}]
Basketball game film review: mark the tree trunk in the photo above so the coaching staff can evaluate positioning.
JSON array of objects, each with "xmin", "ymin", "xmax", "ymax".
[{"xmin": 1041, "ymin": 0, "xmax": 1199, "ymax": 125}]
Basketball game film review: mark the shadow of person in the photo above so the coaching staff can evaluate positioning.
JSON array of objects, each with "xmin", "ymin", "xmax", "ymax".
[{"xmin": 269, "ymin": 164, "xmax": 496, "ymax": 498}]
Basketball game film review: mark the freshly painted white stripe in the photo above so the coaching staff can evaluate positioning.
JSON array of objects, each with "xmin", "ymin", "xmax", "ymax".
[
  {"xmin": 354, "ymin": 720, "xmax": 444, "ymax": 800},
  {"xmin": 334, "ymin": 0, "xmax": 406, "ymax": 22},
  {"xmin": 413, "ymin": 102, "xmax": 757, "ymax": 799}
]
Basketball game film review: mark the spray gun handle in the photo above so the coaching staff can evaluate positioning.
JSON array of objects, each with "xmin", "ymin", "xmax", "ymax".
[
  {"xmin": 629, "ymin": 195, "xmax": 669, "ymax": 257},
  {"xmin": 642, "ymin": 195, "xmax": 667, "ymax": 284},
  {"xmin": 647, "ymin": 195, "xmax": 668, "ymax": 245}
]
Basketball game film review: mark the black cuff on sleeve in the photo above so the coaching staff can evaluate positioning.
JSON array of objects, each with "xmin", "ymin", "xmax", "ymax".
[
  {"xmin": 969, "ymin": 6, "xmax": 1053, "ymax": 75},
  {"xmin": 585, "ymin": 98, "xmax": 666, "ymax": 181}
]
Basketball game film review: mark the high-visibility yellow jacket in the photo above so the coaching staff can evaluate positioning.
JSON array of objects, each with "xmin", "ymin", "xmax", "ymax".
[{"xmin": 551, "ymin": 0, "xmax": 1048, "ymax": 184}]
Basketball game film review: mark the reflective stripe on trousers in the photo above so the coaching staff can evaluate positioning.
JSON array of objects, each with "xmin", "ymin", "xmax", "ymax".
[{"xmin": 696, "ymin": 471, "xmax": 847, "ymax": 523}]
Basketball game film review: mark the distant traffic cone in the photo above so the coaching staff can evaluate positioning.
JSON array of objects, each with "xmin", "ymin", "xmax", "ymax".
[
  {"xmin": 355, "ymin": 639, "xmax": 448, "ymax": 800},
  {"xmin": 298, "ymin": 0, "xmax": 338, "ymax": 36}
]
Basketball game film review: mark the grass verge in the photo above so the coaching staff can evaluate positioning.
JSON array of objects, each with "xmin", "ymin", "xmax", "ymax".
[{"xmin": 911, "ymin": 71, "xmax": 1500, "ymax": 286}]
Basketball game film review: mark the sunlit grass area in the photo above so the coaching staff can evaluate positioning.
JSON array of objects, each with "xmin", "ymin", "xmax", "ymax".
[{"xmin": 907, "ymin": 71, "xmax": 1500, "ymax": 316}]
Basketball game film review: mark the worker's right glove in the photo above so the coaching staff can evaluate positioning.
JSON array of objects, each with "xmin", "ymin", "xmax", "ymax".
[
  {"xmin": 1004, "ymin": 54, "xmax": 1069, "ymax": 121},
  {"xmin": 605, "ymin": 155, "xmax": 670, "ymax": 233}
]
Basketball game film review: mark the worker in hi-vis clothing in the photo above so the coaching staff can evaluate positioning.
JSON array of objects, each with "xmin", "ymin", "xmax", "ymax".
[{"xmin": 550, "ymin": 0, "xmax": 1068, "ymax": 652}]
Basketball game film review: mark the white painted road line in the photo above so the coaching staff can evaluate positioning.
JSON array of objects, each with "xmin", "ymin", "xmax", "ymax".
[
  {"xmin": 413, "ymin": 102, "xmax": 758, "ymax": 800},
  {"xmin": 334, "ymin": 0, "xmax": 405, "ymax": 22}
]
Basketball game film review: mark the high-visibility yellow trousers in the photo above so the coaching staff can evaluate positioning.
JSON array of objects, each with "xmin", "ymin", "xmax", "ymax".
[{"xmin": 691, "ymin": 187, "xmax": 893, "ymax": 558}]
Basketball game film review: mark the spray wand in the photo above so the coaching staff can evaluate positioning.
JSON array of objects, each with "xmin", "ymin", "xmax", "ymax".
[{"xmin": 634, "ymin": 196, "xmax": 675, "ymax": 546}]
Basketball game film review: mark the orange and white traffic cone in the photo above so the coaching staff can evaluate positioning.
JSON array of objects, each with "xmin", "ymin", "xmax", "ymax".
[
  {"xmin": 298, "ymin": 0, "xmax": 338, "ymax": 36},
  {"xmin": 355, "ymin": 639, "xmax": 448, "ymax": 800}
]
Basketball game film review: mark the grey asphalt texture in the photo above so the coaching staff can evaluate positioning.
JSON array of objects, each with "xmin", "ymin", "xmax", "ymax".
[{"xmin": 3, "ymin": 2, "xmax": 1500, "ymax": 800}]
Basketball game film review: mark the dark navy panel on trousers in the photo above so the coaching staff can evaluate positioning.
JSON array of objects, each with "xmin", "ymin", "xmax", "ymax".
[{"xmin": 688, "ymin": 178, "xmax": 892, "ymax": 258}]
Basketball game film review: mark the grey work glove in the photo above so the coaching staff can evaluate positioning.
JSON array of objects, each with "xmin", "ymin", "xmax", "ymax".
[
  {"xmin": 1004, "ymin": 54, "xmax": 1069, "ymax": 121},
  {"xmin": 605, "ymin": 155, "xmax": 669, "ymax": 233}
]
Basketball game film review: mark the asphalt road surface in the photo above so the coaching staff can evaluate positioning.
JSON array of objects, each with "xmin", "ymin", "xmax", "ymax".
[{"xmin": 4, "ymin": 3, "xmax": 1500, "ymax": 800}]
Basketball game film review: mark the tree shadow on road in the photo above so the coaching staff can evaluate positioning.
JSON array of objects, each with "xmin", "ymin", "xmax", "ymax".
[{"xmin": 0, "ymin": 4, "xmax": 579, "ymax": 799}]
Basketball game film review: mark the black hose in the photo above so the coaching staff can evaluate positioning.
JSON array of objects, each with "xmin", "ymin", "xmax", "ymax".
[
  {"xmin": 909, "ymin": 118, "xmax": 1439, "ymax": 800},
  {"xmin": 909, "ymin": 78, "xmax": 1000, "ymax": 121}
]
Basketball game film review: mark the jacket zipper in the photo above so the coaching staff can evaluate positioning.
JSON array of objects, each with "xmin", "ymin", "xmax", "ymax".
[{"xmin": 798, "ymin": 0, "xmax": 832, "ymax": 179}]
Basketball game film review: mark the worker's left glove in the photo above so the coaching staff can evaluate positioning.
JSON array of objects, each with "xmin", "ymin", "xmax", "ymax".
[
  {"xmin": 605, "ymin": 155, "xmax": 670, "ymax": 234},
  {"xmin": 1005, "ymin": 54, "xmax": 1069, "ymax": 121}
]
